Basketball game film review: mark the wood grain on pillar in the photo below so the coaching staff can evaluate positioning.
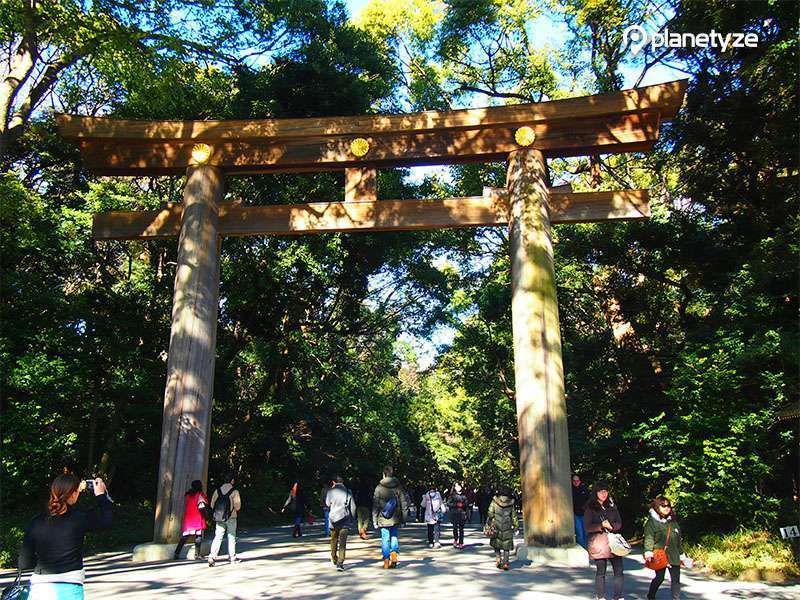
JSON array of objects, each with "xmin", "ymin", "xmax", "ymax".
[
  {"xmin": 507, "ymin": 148, "xmax": 574, "ymax": 548},
  {"xmin": 154, "ymin": 165, "xmax": 223, "ymax": 543}
]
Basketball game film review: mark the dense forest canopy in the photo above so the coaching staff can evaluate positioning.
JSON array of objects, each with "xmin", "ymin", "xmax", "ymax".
[{"xmin": 1, "ymin": 0, "xmax": 797, "ymax": 541}]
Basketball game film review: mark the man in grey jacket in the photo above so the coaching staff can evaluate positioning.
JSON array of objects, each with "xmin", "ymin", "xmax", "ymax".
[
  {"xmin": 372, "ymin": 466, "xmax": 408, "ymax": 569},
  {"xmin": 325, "ymin": 475, "xmax": 355, "ymax": 571}
]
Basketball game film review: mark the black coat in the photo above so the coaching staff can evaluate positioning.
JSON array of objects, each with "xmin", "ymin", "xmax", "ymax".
[
  {"xmin": 571, "ymin": 484, "xmax": 590, "ymax": 516},
  {"xmin": 583, "ymin": 499, "xmax": 622, "ymax": 537},
  {"xmin": 20, "ymin": 496, "xmax": 113, "ymax": 573},
  {"xmin": 448, "ymin": 493, "xmax": 469, "ymax": 524}
]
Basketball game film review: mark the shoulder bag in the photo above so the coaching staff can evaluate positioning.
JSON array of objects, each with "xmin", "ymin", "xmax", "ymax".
[{"xmin": 645, "ymin": 522, "xmax": 672, "ymax": 570}]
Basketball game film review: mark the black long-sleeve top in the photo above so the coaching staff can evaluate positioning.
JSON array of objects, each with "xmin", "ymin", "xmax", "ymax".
[
  {"xmin": 583, "ymin": 499, "xmax": 622, "ymax": 535},
  {"xmin": 19, "ymin": 495, "xmax": 113, "ymax": 574}
]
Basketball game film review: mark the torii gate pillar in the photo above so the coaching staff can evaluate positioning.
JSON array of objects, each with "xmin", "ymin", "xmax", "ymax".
[
  {"xmin": 153, "ymin": 165, "xmax": 223, "ymax": 545},
  {"xmin": 508, "ymin": 149, "xmax": 584, "ymax": 564}
]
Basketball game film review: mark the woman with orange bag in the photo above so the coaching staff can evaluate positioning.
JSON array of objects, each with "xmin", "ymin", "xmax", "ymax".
[{"xmin": 643, "ymin": 496, "xmax": 690, "ymax": 600}]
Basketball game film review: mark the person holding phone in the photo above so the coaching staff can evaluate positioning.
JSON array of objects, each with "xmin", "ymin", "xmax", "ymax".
[{"xmin": 19, "ymin": 473, "xmax": 113, "ymax": 599}]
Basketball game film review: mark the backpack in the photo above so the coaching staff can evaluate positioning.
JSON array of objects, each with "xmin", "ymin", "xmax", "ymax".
[
  {"xmin": 428, "ymin": 492, "xmax": 446, "ymax": 520},
  {"xmin": 212, "ymin": 486, "xmax": 235, "ymax": 522},
  {"xmin": 381, "ymin": 492, "xmax": 399, "ymax": 519}
]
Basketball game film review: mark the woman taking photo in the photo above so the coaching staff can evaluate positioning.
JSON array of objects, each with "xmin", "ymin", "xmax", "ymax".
[
  {"xmin": 644, "ymin": 496, "xmax": 686, "ymax": 600},
  {"xmin": 584, "ymin": 480, "xmax": 624, "ymax": 600},
  {"xmin": 19, "ymin": 473, "xmax": 112, "ymax": 599}
]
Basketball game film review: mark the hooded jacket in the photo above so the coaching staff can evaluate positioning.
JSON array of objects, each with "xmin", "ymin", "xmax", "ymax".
[
  {"xmin": 643, "ymin": 508, "xmax": 684, "ymax": 566},
  {"xmin": 372, "ymin": 476, "xmax": 408, "ymax": 528},
  {"xmin": 487, "ymin": 495, "xmax": 518, "ymax": 551}
]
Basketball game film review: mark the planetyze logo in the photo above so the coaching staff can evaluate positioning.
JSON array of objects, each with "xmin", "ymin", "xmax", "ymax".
[{"xmin": 623, "ymin": 25, "xmax": 759, "ymax": 56}]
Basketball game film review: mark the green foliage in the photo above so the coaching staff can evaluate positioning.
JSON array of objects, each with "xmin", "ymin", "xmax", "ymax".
[{"xmin": 686, "ymin": 530, "xmax": 800, "ymax": 579}]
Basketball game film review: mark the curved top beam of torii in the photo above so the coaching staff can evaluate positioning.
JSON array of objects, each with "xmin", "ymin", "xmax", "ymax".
[{"xmin": 57, "ymin": 80, "xmax": 686, "ymax": 176}]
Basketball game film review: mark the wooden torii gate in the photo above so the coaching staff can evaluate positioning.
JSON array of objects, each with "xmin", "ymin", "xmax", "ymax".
[{"xmin": 57, "ymin": 79, "xmax": 685, "ymax": 563}]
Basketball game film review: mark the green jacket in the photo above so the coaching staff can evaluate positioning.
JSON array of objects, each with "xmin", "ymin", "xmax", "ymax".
[
  {"xmin": 643, "ymin": 509, "xmax": 683, "ymax": 566},
  {"xmin": 372, "ymin": 476, "xmax": 408, "ymax": 528},
  {"xmin": 487, "ymin": 495, "xmax": 518, "ymax": 551}
]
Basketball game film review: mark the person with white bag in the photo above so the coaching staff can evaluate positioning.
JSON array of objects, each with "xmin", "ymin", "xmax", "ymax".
[
  {"xmin": 583, "ymin": 481, "xmax": 625, "ymax": 600},
  {"xmin": 421, "ymin": 485, "xmax": 445, "ymax": 548}
]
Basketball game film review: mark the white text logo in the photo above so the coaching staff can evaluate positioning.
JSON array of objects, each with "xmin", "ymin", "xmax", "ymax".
[{"xmin": 623, "ymin": 25, "xmax": 759, "ymax": 56}]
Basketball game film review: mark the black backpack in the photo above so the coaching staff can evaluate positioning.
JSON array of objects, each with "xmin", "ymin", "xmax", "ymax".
[{"xmin": 212, "ymin": 486, "xmax": 235, "ymax": 522}]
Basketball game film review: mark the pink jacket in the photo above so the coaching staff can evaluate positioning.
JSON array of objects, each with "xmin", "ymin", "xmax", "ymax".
[{"xmin": 181, "ymin": 491, "xmax": 209, "ymax": 531}]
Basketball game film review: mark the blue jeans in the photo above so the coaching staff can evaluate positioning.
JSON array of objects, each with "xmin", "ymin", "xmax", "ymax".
[
  {"xmin": 574, "ymin": 514, "xmax": 587, "ymax": 549},
  {"xmin": 380, "ymin": 526, "xmax": 399, "ymax": 559},
  {"xmin": 323, "ymin": 508, "xmax": 330, "ymax": 536}
]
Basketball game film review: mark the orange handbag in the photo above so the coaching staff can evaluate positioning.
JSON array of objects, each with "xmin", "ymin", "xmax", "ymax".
[{"xmin": 645, "ymin": 523, "xmax": 671, "ymax": 570}]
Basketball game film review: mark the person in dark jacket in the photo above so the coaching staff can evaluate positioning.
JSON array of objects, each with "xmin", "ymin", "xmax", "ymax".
[
  {"xmin": 447, "ymin": 483, "xmax": 469, "ymax": 549},
  {"xmin": 644, "ymin": 496, "xmax": 688, "ymax": 600},
  {"xmin": 477, "ymin": 487, "xmax": 492, "ymax": 525},
  {"xmin": 487, "ymin": 485, "xmax": 518, "ymax": 570},
  {"xmin": 571, "ymin": 473, "xmax": 590, "ymax": 549},
  {"xmin": 372, "ymin": 466, "xmax": 408, "ymax": 569},
  {"xmin": 282, "ymin": 481, "xmax": 306, "ymax": 538},
  {"xmin": 19, "ymin": 473, "xmax": 112, "ymax": 600},
  {"xmin": 354, "ymin": 479, "xmax": 372, "ymax": 540},
  {"xmin": 584, "ymin": 480, "xmax": 624, "ymax": 600},
  {"xmin": 413, "ymin": 484, "xmax": 426, "ymax": 522}
]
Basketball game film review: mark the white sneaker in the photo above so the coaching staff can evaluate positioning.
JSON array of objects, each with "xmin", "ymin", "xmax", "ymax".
[{"xmin": 434, "ymin": 542, "xmax": 442, "ymax": 549}]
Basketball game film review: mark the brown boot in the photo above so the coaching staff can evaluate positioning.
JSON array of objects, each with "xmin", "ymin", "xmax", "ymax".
[
  {"xmin": 383, "ymin": 559, "xmax": 390, "ymax": 569},
  {"xmin": 359, "ymin": 528, "xmax": 367, "ymax": 540},
  {"xmin": 390, "ymin": 551, "xmax": 398, "ymax": 568}
]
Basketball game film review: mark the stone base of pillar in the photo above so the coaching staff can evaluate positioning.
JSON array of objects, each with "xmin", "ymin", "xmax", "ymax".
[
  {"xmin": 132, "ymin": 540, "xmax": 211, "ymax": 562},
  {"xmin": 515, "ymin": 542, "xmax": 589, "ymax": 567}
]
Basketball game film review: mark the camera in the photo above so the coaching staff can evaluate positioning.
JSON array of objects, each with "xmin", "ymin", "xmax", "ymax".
[{"xmin": 85, "ymin": 479, "xmax": 95, "ymax": 490}]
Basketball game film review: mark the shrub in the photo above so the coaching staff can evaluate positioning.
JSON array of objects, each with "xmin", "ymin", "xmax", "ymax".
[{"xmin": 687, "ymin": 530, "xmax": 799, "ymax": 579}]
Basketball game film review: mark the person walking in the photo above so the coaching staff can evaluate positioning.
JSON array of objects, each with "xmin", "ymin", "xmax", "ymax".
[
  {"xmin": 447, "ymin": 483, "xmax": 469, "ymax": 549},
  {"xmin": 326, "ymin": 475, "xmax": 356, "ymax": 571},
  {"xmin": 414, "ymin": 484, "xmax": 425, "ymax": 522},
  {"xmin": 644, "ymin": 496, "xmax": 687, "ymax": 600},
  {"xmin": 421, "ymin": 485, "xmax": 445, "ymax": 549},
  {"xmin": 19, "ymin": 473, "xmax": 112, "ymax": 600},
  {"xmin": 571, "ymin": 473, "xmax": 590, "ymax": 549},
  {"xmin": 282, "ymin": 481, "xmax": 306, "ymax": 538},
  {"xmin": 584, "ymin": 480, "xmax": 624, "ymax": 600},
  {"xmin": 173, "ymin": 479, "xmax": 209, "ymax": 560},
  {"xmin": 477, "ymin": 487, "xmax": 492, "ymax": 525},
  {"xmin": 354, "ymin": 479, "xmax": 372, "ymax": 540},
  {"xmin": 208, "ymin": 472, "xmax": 242, "ymax": 567},
  {"xmin": 465, "ymin": 486, "xmax": 477, "ymax": 524},
  {"xmin": 321, "ymin": 480, "xmax": 332, "ymax": 537},
  {"xmin": 487, "ymin": 485, "xmax": 518, "ymax": 570},
  {"xmin": 372, "ymin": 465, "xmax": 408, "ymax": 569}
]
